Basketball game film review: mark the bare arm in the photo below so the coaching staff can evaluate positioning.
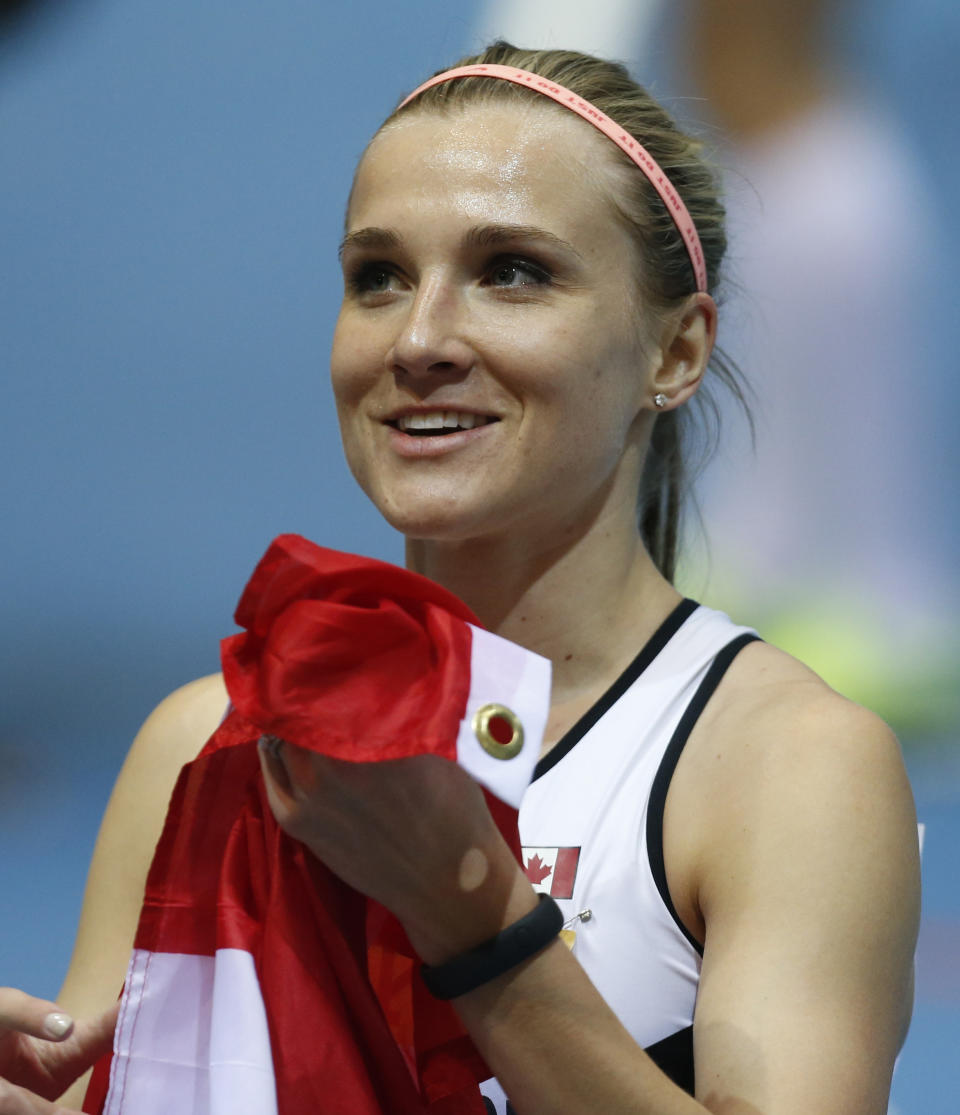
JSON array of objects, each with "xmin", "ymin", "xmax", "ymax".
[
  {"xmin": 451, "ymin": 679, "xmax": 917, "ymax": 1113},
  {"xmin": 262, "ymin": 650, "xmax": 919, "ymax": 1114},
  {"xmin": 687, "ymin": 672, "xmax": 919, "ymax": 1113},
  {"xmin": 53, "ymin": 675, "xmax": 227, "ymax": 1108}
]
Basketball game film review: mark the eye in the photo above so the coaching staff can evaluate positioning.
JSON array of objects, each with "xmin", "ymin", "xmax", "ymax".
[
  {"xmin": 345, "ymin": 261, "xmax": 400, "ymax": 296},
  {"xmin": 486, "ymin": 257, "xmax": 551, "ymax": 289}
]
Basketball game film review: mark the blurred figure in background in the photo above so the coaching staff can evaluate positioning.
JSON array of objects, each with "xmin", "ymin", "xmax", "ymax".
[
  {"xmin": 678, "ymin": 0, "xmax": 957, "ymax": 736},
  {"xmin": 475, "ymin": 0, "xmax": 958, "ymax": 735}
]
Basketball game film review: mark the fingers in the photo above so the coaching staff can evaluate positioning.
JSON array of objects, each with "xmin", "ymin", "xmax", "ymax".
[
  {"xmin": 71, "ymin": 1002, "xmax": 119, "ymax": 1065},
  {"xmin": 257, "ymin": 737, "xmax": 297, "ymax": 820},
  {"xmin": 17, "ymin": 1001, "xmax": 119, "ymax": 1104},
  {"xmin": 0, "ymin": 990, "xmax": 72, "ymax": 1043}
]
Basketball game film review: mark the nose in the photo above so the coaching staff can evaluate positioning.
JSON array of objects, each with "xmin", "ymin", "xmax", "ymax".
[{"xmin": 386, "ymin": 273, "xmax": 474, "ymax": 381}]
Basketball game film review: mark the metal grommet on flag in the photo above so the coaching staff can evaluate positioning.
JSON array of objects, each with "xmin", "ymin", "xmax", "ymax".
[{"xmin": 472, "ymin": 703, "xmax": 524, "ymax": 759}]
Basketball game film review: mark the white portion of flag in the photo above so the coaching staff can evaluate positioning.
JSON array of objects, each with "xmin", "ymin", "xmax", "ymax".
[
  {"xmin": 455, "ymin": 624, "xmax": 551, "ymax": 808},
  {"xmin": 471, "ymin": 0, "xmax": 662, "ymax": 60},
  {"xmin": 104, "ymin": 948, "xmax": 277, "ymax": 1115}
]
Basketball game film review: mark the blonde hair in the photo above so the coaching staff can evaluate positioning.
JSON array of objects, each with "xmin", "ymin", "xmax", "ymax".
[{"xmin": 381, "ymin": 41, "xmax": 749, "ymax": 581}]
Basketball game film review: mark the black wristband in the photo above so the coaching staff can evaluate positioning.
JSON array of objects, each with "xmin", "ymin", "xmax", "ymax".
[{"xmin": 420, "ymin": 894, "xmax": 564, "ymax": 1000}]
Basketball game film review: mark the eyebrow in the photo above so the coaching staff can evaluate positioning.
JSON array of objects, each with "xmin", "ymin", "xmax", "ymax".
[
  {"xmin": 464, "ymin": 224, "xmax": 584, "ymax": 261},
  {"xmin": 338, "ymin": 227, "xmax": 401, "ymax": 261},
  {"xmin": 338, "ymin": 223, "xmax": 583, "ymax": 262}
]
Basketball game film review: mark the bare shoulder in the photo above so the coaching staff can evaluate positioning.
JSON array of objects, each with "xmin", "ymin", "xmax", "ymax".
[
  {"xmin": 95, "ymin": 673, "xmax": 229, "ymax": 840},
  {"xmin": 55, "ymin": 675, "xmax": 228, "ymax": 1106},
  {"xmin": 128, "ymin": 672, "xmax": 229, "ymax": 772},
  {"xmin": 90, "ymin": 671, "xmax": 230, "ymax": 914},
  {"xmin": 692, "ymin": 638, "xmax": 909, "ymax": 796},
  {"xmin": 77, "ymin": 671, "xmax": 228, "ymax": 914},
  {"xmin": 678, "ymin": 639, "xmax": 918, "ymax": 879},
  {"xmin": 57, "ymin": 675, "xmax": 228, "ymax": 1024},
  {"xmin": 670, "ymin": 641, "xmax": 920, "ymax": 1110},
  {"xmin": 670, "ymin": 641, "xmax": 918, "ymax": 929}
]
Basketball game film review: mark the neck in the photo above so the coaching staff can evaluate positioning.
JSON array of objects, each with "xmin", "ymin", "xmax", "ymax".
[{"xmin": 405, "ymin": 500, "xmax": 681, "ymax": 709}]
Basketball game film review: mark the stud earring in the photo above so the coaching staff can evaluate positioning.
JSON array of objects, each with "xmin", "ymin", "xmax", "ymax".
[{"xmin": 653, "ymin": 393, "xmax": 667, "ymax": 409}]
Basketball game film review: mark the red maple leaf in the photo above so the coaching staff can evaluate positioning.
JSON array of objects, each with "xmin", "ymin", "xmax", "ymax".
[{"xmin": 524, "ymin": 853, "xmax": 553, "ymax": 885}]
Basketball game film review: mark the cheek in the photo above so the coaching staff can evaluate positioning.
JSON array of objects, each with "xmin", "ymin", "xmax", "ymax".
[
  {"xmin": 541, "ymin": 331, "xmax": 646, "ymax": 429},
  {"xmin": 328, "ymin": 332, "xmax": 371, "ymax": 482},
  {"xmin": 561, "ymin": 350, "xmax": 649, "ymax": 467},
  {"xmin": 329, "ymin": 315, "xmax": 355, "ymax": 393},
  {"xmin": 330, "ymin": 317, "xmax": 378, "ymax": 412}
]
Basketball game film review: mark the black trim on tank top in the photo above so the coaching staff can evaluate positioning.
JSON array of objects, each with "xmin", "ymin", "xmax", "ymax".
[
  {"xmin": 532, "ymin": 598, "xmax": 699, "ymax": 783},
  {"xmin": 645, "ymin": 1024, "xmax": 695, "ymax": 1096},
  {"xmin": 646, "ymin": 631, "xmax": 761, "ymax": 955}
]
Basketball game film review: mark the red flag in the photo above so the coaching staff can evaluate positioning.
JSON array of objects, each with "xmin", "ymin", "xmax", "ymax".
[{"xmin": 84, "ymin": 536, "xmax": 550, "ymax": 1115}]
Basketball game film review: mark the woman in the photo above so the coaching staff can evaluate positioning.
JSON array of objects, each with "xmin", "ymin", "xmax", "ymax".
[{"xmin": 0, "ymin": 42, "xmax": 919, "ymax": 1114}]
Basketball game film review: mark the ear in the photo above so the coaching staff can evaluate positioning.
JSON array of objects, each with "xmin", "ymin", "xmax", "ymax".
[{"xmin": 645, "ymin": 293, "xmax": 717, "ymax": 412}]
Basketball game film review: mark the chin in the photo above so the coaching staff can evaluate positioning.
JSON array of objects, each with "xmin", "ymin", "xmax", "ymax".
[
  {"xmin": 370, "ymin": 491, "xmax": 509, "ymax": 548},
  {"xmin": 354, "ymin": 471, "xmax": 495, "ymax": 543},
  {"xmin": 379, "ymin": 506, "xmax": 486, "ymax": 545}
]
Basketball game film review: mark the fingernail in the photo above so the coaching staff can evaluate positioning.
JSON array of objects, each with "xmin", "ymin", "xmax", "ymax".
[{"xmin": 44, "ymin": 1011, "xmax": 73, "ymax": 1039}]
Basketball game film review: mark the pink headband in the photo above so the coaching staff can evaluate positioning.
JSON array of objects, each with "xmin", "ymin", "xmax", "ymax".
[{"xmin": 399, "ymin": 64, "xmax": 707, "ymax": 293}]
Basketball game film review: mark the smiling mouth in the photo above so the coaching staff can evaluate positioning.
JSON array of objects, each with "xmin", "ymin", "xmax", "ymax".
[{"xmin": 388, "ymin": 411, "xmax": 500, "ymax": 436}]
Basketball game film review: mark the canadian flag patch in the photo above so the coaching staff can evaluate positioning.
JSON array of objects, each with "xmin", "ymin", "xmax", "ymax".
[{"xmin": 522, "ymin": 846, "xmax": 581, "ymax": 899}]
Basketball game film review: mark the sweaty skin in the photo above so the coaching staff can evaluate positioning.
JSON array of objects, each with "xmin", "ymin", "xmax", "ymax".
[{"xmin": 18, "ymin": 97, "xmax": 919, "ymax": 1115}]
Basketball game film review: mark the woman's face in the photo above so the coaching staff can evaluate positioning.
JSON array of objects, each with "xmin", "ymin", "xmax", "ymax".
[{"xmin": 331, "ymin": 101, "xmax": 658, "ymax": 545}]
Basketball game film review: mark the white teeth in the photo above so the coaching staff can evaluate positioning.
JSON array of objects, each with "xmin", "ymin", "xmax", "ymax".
[
  {"xmin": 401, "ymin": 412, "xmax": 441, "ymax": 430},
  {"xmin": 397, "ymin": 411, "xmax": 487, "ymax": 432}
]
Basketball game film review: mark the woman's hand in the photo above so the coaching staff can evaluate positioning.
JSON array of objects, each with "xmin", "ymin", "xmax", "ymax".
[
  {"xmin": 0, "ymin": 988, "xmax": 117, "ymax": 1112},
  {"xmin": 257, "ymin": 741, "xmax": 537, "ymax": 963}
]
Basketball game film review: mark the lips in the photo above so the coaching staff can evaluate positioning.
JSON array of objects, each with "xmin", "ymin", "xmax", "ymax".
[
  {"xmin": 386, "ymin": 410, "xmax": 500, "ymax": 437},
  {"xmin": 381, "ymin": 407, "xmax": 501, "ymax": 459}
]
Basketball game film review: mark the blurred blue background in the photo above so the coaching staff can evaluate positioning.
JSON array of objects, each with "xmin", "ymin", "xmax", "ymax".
[{"xmin": 1, "ymin": 2, "xmax": 957, "ymax": 1111}]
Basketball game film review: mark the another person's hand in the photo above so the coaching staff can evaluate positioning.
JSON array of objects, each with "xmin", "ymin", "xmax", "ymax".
[
  {"xmin": 258, "ymin": 742, "xmax": 535, "ymax": 963},
  {"xmin": 0, "ymin": 988, "xmax": 117, "ymax": 1112}
]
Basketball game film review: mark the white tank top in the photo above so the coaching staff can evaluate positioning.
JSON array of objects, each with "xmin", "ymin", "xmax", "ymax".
[{"xmin": 480, "ymin": 600, "xmax": 758, "ymax": 1112}]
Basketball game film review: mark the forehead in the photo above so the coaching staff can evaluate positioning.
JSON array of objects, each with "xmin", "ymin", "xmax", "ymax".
[{"xmin": 347, "ymin": 102, "xmax": 628, "ymax": 246}]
